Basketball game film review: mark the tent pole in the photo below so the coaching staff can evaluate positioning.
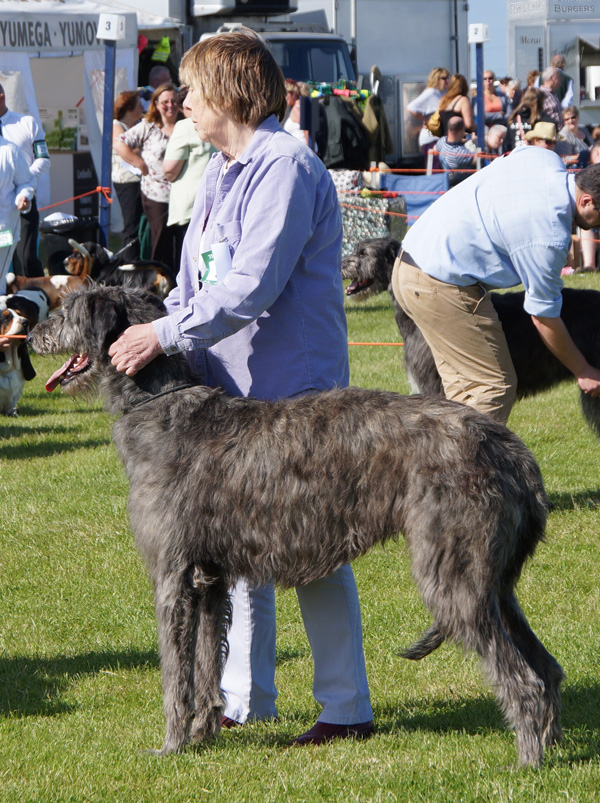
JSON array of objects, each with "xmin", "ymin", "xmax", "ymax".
[{"xmin": 98, "ymin": 37, "xmax": 116, "ymax": 247}]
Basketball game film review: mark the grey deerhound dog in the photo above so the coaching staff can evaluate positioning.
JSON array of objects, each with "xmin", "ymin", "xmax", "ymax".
[
  {"xmin": 29, "ymin": 285, "xmax": 563, "ymax": 766},
  {"xmin": 342, "ymin": 236, "xmax": 600, "ymax": 436}
]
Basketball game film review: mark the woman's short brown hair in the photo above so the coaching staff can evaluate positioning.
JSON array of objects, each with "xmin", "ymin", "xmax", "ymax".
[
  {"xmin": 179, "ymin": 31, "xmax": 287, "ymax": 126},
  {"xmin": 114, "ymin": 90, "xmax": 141, "ymax": 121}
]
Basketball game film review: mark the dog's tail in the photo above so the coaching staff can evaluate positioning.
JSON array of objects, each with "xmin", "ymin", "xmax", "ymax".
[{"xmin": 400, "ymin": 623, "xmax": 444, "ymax": 660}]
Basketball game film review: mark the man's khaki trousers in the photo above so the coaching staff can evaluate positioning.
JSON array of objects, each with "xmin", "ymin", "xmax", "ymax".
[{"xmin": 392, "ymin": 255, "xmax": 517, "ymax": 425}]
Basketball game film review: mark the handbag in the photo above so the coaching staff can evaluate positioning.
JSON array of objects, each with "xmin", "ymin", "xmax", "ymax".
[{"xmin": 426, "ymin": 108, "xmax": 443, "ymax": 137}]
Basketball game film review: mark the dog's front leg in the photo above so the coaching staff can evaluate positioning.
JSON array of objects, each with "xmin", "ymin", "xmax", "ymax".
[
  {"xmin": 189, "ymin": 570, "xmax": 231, "ymax": 744},
  {"xmin": 152, "ymin": 570, "xmax": 200, "ymax": 755}
]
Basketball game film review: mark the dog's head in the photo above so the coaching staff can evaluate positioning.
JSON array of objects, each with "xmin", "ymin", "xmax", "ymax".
[
  {"xmin": 0, "ymin": 302, "xmax": 36, "ymax": 382},
  {"xmin": 341, "ymin": 237, "xmax": 401, "ymax": 299},
  {"xmin": 1, "ymin": 288, "xmax": 50, "ymax": 329},
  {"xmin": 28, "ymin": 285, "xmax": 166, "ymax": 396},
  {"xmin": 64, "ymin": 239, "xmax": 99, "ymax": 280}
]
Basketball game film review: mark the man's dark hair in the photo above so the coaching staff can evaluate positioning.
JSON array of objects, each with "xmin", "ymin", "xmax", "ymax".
[{"xmin": 575, "ymin": 163, "xmax": 600, "ymax": 200}]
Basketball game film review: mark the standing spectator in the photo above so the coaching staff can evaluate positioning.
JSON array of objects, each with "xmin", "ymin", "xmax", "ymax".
[
  {"xmin": 557, "ymin": 105, "xmax": 593, "ymax": 157},
  {"xmin": 284, "ymin": 82, "xmax": 316, "ymax": 150},
  {"xmin": 479, "ymin": 71, "xmax": 508, "ymax": 127},
  {"xmin": 579, "ymin": 141, "xmax": 600, "ymax": 272},
  {"xmin": 504, "ymin": 88, "xmax": 549, "ymax": 151},
  {"xmin": 505, "ymin": 79, "xmax": 522, "ymax": 117},
  {"xmin": 163, "ymin": 95, "xmax": 214, "ymax": 273},
  {"xmin": 112, "ymin": 90, "xmax": 144, "ymax": 262},
  {"xmin": 551, "ymin": 54, "xmax": 574, "ymax": 108},
  {"xmin": 406, "ymin": 67, "xmax": 450, "ymax": 158},
  {"xmin": 0, "ymin": 135, "xmax": 35, "ymax": 295},
  {"xmin": 527, "ymin": 69, "xmax": 540, "ymax": 89},
  {"xmin": 436, "ymin": 116, "xmax": 475, "ymax": 186},
  {"xmin": 538, "ymin": 67, "xmax": 563, "ymax": 128},
  {"xmin": 283, "ymin": 78, "xmax": 300, "ymax": 123},
  {"xmin": 108, "ymin": 31, "xmax": 374, "ymax": 745},
  {"xmin": 0, "ymin": 83, "xmax": 50, "ymax": 279},
  {"xmin": 437, "ymin": 74, "xmax": 475, "ymax": 135},
  {"xmin": 140, "ymin": 65, "xmax": 172, "ymax": 111},
  {"xmin": 114, "ymin": 83, "xmax": 183, "ymax": 271}
]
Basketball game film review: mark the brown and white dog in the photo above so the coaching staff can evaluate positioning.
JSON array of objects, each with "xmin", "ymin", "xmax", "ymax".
[
  {"xmin": 6, "ymin": 266, "xmax": 87, "ymax": 311},
  {"xmin": 0, "ymin": 299, "xmax": 36, "ymax": 416}
]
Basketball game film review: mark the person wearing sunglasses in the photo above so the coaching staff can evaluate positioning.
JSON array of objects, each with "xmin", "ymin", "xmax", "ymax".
[
  {"xmin": 557, "ymin": 106, "xmax": 593, "ymax": 163},
  {"xmin": 406, "ymin": 66, "xmax": 451, "ymax": 158}
]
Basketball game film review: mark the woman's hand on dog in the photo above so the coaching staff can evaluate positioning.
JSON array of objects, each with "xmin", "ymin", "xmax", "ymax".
[{"xmin": 109, "ymin": 323, "xmax": 164, "ymax": 376}]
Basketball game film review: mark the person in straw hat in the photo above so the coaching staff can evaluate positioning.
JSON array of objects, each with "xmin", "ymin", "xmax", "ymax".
[{"xmin": 524, "ymin": 120, "xmax": 563, "ymax": 149}]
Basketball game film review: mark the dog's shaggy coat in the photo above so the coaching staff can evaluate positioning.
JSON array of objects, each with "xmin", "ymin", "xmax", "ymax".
[
  {"xmin": 29, "ymin": 285, "xmax": 563, "ymax": 766},
  {"xmin": 342, "ymin": 236, "xmax": 600, "ymax": 435}
]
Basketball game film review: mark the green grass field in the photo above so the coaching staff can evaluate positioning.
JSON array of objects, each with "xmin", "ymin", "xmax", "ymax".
[{"xmin": 1, "ymin": 275, "xmax": 599, "ymax": 802}]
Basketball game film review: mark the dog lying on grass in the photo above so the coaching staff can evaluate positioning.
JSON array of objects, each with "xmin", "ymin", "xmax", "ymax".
[
  {"xmin": 342, "ymin": 236, "xmax": 600, "ymax": 435},
  {"xmin": 29, "ymin": 285, "xmax": 563, "ymax": 766}
]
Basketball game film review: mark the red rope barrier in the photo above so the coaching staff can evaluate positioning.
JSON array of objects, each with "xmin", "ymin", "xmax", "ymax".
[{"xmin": 38, "ymin": 186, "xmax": 112, "ymax": 213}]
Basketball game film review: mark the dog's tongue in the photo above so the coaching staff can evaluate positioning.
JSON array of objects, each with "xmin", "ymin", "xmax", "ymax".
[{"xmin": 45, "ymin": 354, "xmax": 86, "ymax": 391}]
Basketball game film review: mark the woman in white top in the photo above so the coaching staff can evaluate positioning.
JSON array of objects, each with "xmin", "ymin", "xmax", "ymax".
[
  {"xmin": 112, "ymin": 90, "xmax": 144, "ymax": 261},
  {"xmin": 114, "ymin": 83, "xmax": 183, "ymax": 269},
  {"xmin": 407, "ymin": 66, "xmax": 450, "ymax": 153}
]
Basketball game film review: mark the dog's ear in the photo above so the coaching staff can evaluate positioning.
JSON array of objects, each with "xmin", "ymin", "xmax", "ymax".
[
  {"xmin": 18, "ymin": 343, "xmax": 36, "ymax": 381},
  {"xmin": 86, "ymin": 293, "xmax": 131, "ymax": 353},
  {"xmin": 386, "ymin": 239, "xmax": 401, "ymax": 263},
  {"xmin": 138, "ymin": 291, "xmax": 167, "ymax": 315}
]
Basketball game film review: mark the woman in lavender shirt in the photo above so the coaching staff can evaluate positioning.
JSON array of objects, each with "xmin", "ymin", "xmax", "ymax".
[{"xmin": 109, "ymin": 31, "xmax": 373, "ymax": 745}]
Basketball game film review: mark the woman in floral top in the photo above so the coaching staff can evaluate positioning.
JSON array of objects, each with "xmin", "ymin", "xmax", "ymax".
[{"xmin": 115, "ymin": 82, "xmax": 183, "ymax": 269}]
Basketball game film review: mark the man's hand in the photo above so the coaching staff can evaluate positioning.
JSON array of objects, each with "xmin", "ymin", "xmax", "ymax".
[
  {"xmin": 531, "ymin": 314, "xmax": 600, "ymax": 396},
  {"xmin": 0, "ymin": 336, "xmax": 11, "ymax": 352},
  {"xmin": 577, "ymin": 368, "xmax": 600, "ymax": 397},
  {"xmin": 108, "ymin": 323, "xmax": 164, "ymax": 376}
]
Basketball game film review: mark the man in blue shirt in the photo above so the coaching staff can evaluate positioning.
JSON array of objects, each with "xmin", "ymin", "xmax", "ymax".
[{"xmin": 392, "ymin": 146, "xmax": 600, "ymax": 424}]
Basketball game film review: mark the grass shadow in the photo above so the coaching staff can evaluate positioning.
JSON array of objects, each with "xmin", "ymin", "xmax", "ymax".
[
  {"xmin": 0, "ymin": 648, "xmax": 158, "ymax": 718},
  {"xmin": 547, "ymin": 488, "xmax": 600, "ymax": 511},
  {"xmin": 0, "ymin": 436, "xmax": 112, "ymax": 460},
  {"xmin": 372, "ymin": 680, "xmax": 600, "ymax": 763}
]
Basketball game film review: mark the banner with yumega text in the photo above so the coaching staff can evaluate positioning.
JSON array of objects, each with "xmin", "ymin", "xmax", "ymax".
[{"xmin": 0, "ymin": 14, "xmax": 137, "ymax": 52}]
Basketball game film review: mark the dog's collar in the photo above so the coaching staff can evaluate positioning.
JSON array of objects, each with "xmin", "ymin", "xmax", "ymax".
[{"xmin": 124, "ymin": 383, "xmax": 197, "ymax": 413}]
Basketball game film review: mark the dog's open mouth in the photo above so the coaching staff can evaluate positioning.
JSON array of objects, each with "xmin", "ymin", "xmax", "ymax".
[
  {"xmin": 45, "ymin": 353, "xmax": 90, "ymax": 391},
  {"xmin": 345, "ymin": 278, "xmax": 374, "ymax": 295}
]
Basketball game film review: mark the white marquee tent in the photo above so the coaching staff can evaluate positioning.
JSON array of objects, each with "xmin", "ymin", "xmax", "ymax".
[{"xmin": 0, "ymin": 0, "xmax": 181, "ymax": 227}]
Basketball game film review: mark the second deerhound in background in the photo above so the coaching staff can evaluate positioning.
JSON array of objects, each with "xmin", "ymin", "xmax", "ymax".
[{"xmin": 342, "ymin": 236, "xmax": 600, "ymax": 435}]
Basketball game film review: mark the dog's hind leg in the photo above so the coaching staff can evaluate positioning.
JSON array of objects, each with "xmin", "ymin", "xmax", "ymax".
[
  {"xmin": 500, "ymin": 592, "xmax": 564, "ymax": 749},
  {"xmin": 580, "ymin": 392, "xmax": 600, "ymax": 438},
  {"xmin": 471, "ymin": 599, "xmax": 545, "ymax": 767},
  {"xmin": 189, "ymin": 569, "xmax": 231, "ymax": 745},
  {"xmin": 153, "ymin": 569, "xmax": 202, "ymax": 755}
]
